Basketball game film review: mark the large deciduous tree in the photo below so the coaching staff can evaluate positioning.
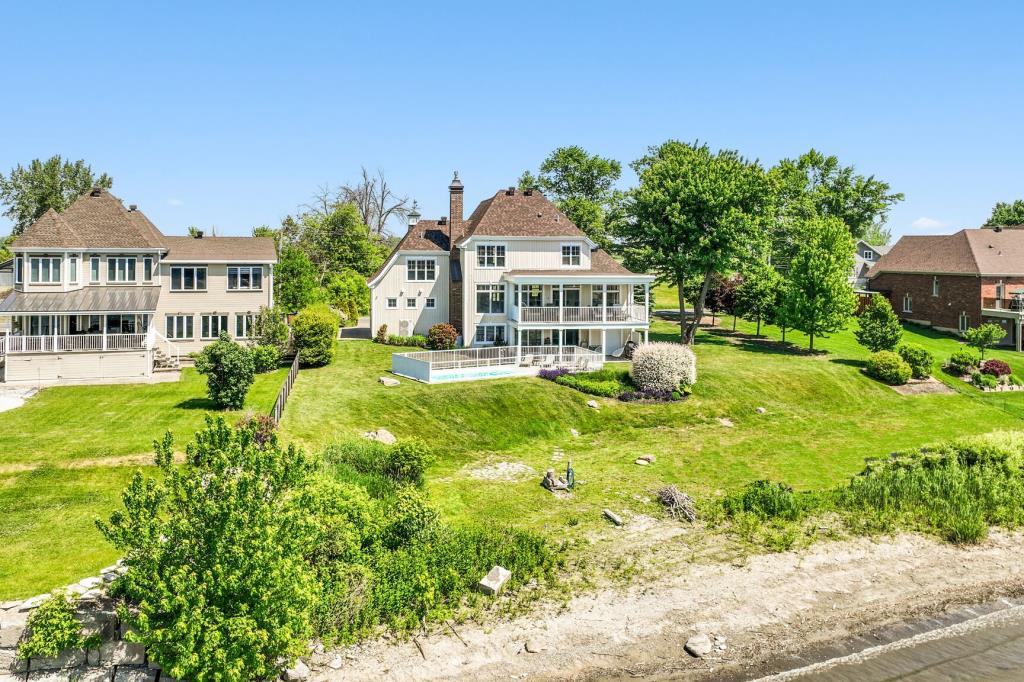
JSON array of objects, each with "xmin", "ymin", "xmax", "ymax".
[
  {"xmin": 280, "ymin": 203, "xmax": 388, "ymax": 282},
  {"xmin": 785, "ymin": 216, "xmax": 858, "ymax": 350},
  {"xmin": 734, "ymin": 262, "xmax": 782, "ymax": 337},
  {"xmin": 336, "ymin": 168, "xmax": 410, "ymax": 236},
  {"xmin": 0, "ymin": 156, "xmax": 113, "ymax": 235},
  {"xmin": 519, "ymin": 146, "xmax": 623, "ymax": 248},
  {"xmin": 274, "ymin": 245, "xmax": 320, "ymax": 313},
  {"xmin": 987, "ymin": 200, "xmax": 1024, "ymax": 227},
  {"xmin": 622, "ymin": 141, "xmax": 773, "ymax": 344}
]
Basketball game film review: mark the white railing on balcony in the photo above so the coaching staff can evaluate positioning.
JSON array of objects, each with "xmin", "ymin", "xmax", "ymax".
[
  {"xmin": 511, "ymin": 304, "xmax": 648, "ymax": 324},
  {"xmin": 393, "ymin": 345, "xmax": 605, "ymax": 378},
  {"xmin": 0, "ymin": 333, "xmax": 148, "ymax": 354}
]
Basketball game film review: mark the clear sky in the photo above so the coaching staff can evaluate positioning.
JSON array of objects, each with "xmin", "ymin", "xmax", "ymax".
[{"xmin": 2, "ymin": 1, "xmax": 1021, "ymax": 240}]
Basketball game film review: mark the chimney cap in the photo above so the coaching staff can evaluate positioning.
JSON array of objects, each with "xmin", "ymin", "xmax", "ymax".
[
  {"xmin": 506, "ymin": 186, "xmax": 515, "ymax": 195},
  {"xmin": 438, "ymin": 216, "xmax": 448, "ymax": 225},
  {"xmin": 128, "ymin": 204, "xmax": 137, "ymax": 212},
  {"xmin": 449, "ymin": 171, "xmax": 463, "ymax": 191}
]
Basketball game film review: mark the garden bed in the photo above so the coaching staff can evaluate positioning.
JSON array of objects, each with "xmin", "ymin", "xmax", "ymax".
[{"xmin": 539, "ymin": 366, "xmax": 686, "ymax": 402}]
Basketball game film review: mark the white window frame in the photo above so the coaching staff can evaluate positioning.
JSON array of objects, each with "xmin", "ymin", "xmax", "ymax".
[
  {"xmin": 903, "ymin": 293, "xmax": 913, "ymax": 313},
  {"xmin": 474, "ymin": 324, "xmax": 505, "ymax": 344},
  {"xmin": 30, "ymin": 256, "xmax": 61, "ymax": 284},
  {"xmin": 107, "ymin": 257, "xmax": 137, "ymax": 283},
  {"xmin": 561, "ymin": 243, "xmax": 582, "ymax": 267},
  {"xmin": 864, "ymin": 250, "xmax": 874, "ymax": 261},
  {"xmin": 14, "ymin": 256, "xmax": 22, "ymax": 284},
  {"xmin": 405, "ymin": 258, "xmax": 437, "ymax": 282},
  {"xmin": 476, "ymin": 284, "xmax": 506, "ymax": 314},
  {"xmin": 227, "ymin": 265, "xmax": 263, "ymax": 291},
  {"xmin": 170, "ymin": 265, "xmax": 208, "ymax": 291},
  {"xmin": 386, "ymin": 297, "xmax": 398, "ymax": 309},
  {"xmin": 932, "ymin": 276, "xmax": 939, "ymax": 297},
  {"xmin": 425, "ymin": 297, "xmax": 436, "ymax": 309},
  {"xmin": 90, "ymin": 256, "xmax": 100, "ymax": 283},
  {"xmin": 476, "ymin": 243, "xmax": 506, "ymax": 269},
  {"xmin": 406, "ymin": 297, "xmax": 417, "ymax": 309},
  {"xmin": 68, "ymin": 256, "xmax": 79, "ymax": 284},
  {"xmin": 143, "ymin": 257, "xmax": 154, "ymax": 283},
  {"xmin": 959, "ymin": 311, "xmax": 969, "ymax": 333},
  {"xmin": 165, "ymin": 314, "xmax": 194, "ymax": 340},
  {"xmin": 235, "ymin": 312, "xmax": 254, "ymax": 339},
  {"xmin": 201, "ymin": 314, "xmax": 229, "ymax": 339}
]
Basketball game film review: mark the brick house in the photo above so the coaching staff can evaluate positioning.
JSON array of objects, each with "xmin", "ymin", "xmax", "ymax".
[{"xmin": 867, "ymin": 226, "xmax": 1024, "ymax": 351}]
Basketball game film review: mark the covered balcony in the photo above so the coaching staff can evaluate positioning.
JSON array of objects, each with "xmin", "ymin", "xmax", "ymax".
[{"xmin": 505, "ymin": 280, "xmax": 652, "ymax": 326}]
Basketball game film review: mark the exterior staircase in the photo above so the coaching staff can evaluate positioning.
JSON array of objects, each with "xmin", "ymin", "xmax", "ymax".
[{"xmin": 153, "ymin": 347, "xmax": 180, "ymax": 371}]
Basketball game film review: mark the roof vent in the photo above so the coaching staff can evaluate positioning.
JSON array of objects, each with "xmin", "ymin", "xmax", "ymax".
[
  {"xmin": 506, "ymin": 186, "xmax": 515, "ymax": 196},
  {"xmin": 438, "ymin": 216, "xmax": 448, "ymax": 225},
  {"xmin": 524, "ymin": 188, "xmax": 533, "ymax": 196},
  {"xmin": 89, "ymin": 187, "xmax": 103, "ymax": 197},
  {"xmin": 194, "ymin": 230, "xmax": 204, "ymax": 239},
  {"xmin": 128, "ymin": 204, "xmax": 137, "ymax": 212},
  {"xmin": 994, "ymin": 225, "xmax": 1003, "ymax": 232}
]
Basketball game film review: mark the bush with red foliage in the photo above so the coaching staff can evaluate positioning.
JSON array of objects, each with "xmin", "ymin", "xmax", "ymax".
[{"xmin": 981, "ymin": 359, "xmax": 1012, "ymax": 377}]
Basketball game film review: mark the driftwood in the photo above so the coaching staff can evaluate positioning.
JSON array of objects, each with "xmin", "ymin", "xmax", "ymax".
[{"xmin": 656, "ymin": 485, "xmax": 698, "ymax": 522}]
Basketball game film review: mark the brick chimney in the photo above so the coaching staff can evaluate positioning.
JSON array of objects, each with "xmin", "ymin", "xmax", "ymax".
[{"xmin": 448, "ymin": 172, "xmax": 465, "ymax": 336}]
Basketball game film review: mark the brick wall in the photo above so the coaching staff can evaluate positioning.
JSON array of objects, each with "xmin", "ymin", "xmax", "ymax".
[
  {"xmin": 868, "ymin": 272, "xmax": 981, "ymax": 332},
  {"xmin": 448, "ymin": 184, "xmax": 465, "ymax": 335}
]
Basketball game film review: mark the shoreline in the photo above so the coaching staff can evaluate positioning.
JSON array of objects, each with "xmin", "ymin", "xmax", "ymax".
[{"xmin": 312, "ymin": 530, "xmax": 1024, "ymax": 681}]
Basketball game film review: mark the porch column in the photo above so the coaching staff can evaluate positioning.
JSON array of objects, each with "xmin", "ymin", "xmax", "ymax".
[
  {"xmin": 644, "ymin": 328, "xmax": 649, "ymax": 343},
  {"xmin": 518, "ymin": 327, "xmax": 524, "ymax": 362},
  {"xmin": 1018, "ymin": 319, "xmax": 1022, "ymax": 353},
  {"xmin": 102, "ymin": 314, "xmax": 107, "ymax": 351},
  {"xmin": 557, "ymin": 284, "xmax": 563, "ymax": 323},
  {"xmin": 644, "ymin": 283, "xmax": 650, "ymax": 321},
  {"xmin": 601, "ymin": 285, "xmax": 607, "ymax": 322},
  {"xmin": 600, "ymin": 329, "xmax": 606, "ymax": 357}
]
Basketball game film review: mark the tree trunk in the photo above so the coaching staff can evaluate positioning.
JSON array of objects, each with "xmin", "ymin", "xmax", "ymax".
[
  {"xmin": 677, "ymin": 278, "xmax": 687, "ymax": 343},
  {"xmin": 809, "ymin": 330, "xmax": 815, "ymax": 351},
  {"xmin": 781, "ymin": 325, "xmax": 787, "ymax": 343},
  {"xmin": 682, "ymin": 270, "xmax": 714, "ymax": 345},
  {"xmin": 733, "ymin": 314, "xmax": 737, "ymax": 331},
  {"xmin": 756, "ymin": 316, "xmax": 761, "ymax": 337}
]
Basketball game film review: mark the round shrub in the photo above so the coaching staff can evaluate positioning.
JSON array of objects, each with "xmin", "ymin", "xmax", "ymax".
[
  {"xmin": 897, "ymin": 343, "xmax": 933, "ymax": 380},
  {"xmin": 948, "ymin": 347, "xmax": 981, "ymax": 374},
  {"xmin": 981, "ymin": 359, "xmax": 1011, "ymax": 377},
  {"xmin": 629, "ymin": 342, "xmax": 698, "ymax": 392},
  {"xmin": 251, "ymin": 344, "xmax": 280, "ymax": 373},
  {"xmin": 194, "ymin": 332, "xmax": 256, "ymax": 409},
  {"xmin": 427, "ymin": 323, "xmax": 458, "ymax": 350},
  {"xmin": 980, "ymin": 373, "xmax": 998, "ymax": 389},
  {"xmin": 292, "ymin": 303, "xmax": 340, "ymax": 367},
  {"xmin": 865, "ymin": 350, "xmax": 912, "ymax": 386}
]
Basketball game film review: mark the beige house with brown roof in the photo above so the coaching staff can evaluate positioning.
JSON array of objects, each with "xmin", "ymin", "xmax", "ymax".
[
  {"xmin": 368, "ymin": 174, "xmax": 653, "ymax": 361},
  {"xmin": 0, "ymin": 188, "xmax": 276, "ymax": 383}
]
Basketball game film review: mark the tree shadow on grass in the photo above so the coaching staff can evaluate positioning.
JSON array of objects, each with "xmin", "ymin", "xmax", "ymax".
[
  {"xmin": 829, "ymin": 358, "xmax": 865, "ymax": 368},
  {"xmin": 175, "ymin": 397, "xmax": 219, "ymax": 410}
]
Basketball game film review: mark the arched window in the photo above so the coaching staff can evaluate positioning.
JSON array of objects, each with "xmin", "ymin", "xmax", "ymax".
[{"xmin": 903, "ymin": 293, "xmax": 913, "ymax": 313}]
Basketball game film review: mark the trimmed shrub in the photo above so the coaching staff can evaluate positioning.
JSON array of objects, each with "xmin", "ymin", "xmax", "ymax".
[
  {"xmin": 251, "ymin": 344, "xmax": 281, "ymax": 373},
  {"xmin": 897, "ymin": 343, "xmax": 933, "ymax": 380},
  {"xmin": 194, "ymin": 332, "xmax": 256, "ymax": 409},
  {"xmin": 948, "ymin": 347, "xmax": 982, "ymax": 374},
  {"xmin": 555, "ymin": 373, "xmax": 622, "ymax": 398},
  {"xmin": 981, "ymin": 359, "xmax": 1012, "ymax": 377},
  {"xmin": 855, "ymin": 294, "xmax": 903, "ymax": 352},
  {"xmin": 980, "ymin": 374, "xmax": 998, "ymax": 389},
  {"xmin": 865, "ymin": 350, "xmax": 912, "ymax": 386},
  {"xmin": 629, "ymin": 342, "xmax": 697, "ymax": 392},
  {"xmin": 383, "ymin": 334, "xmax": 428, "ymax": 348},
  {"xmin": 252, "ymin": 306, "xmax": 290, "ymax": 353},
  {"xmin": 427, "ymin": 323, "xmax": 458, "ymax": 350},
  {"xmin": 293, "ymin": 303, "xmax": 340, "ymax": 367}
]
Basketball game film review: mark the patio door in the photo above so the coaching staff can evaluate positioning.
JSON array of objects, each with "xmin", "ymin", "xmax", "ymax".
[
  {"xmin": 564, "ymin": 286, "xmax": 581, "ymax": 307},
  {"xmin": 564, "ymin": 329, "xmax": 579, "ymax": 347}
]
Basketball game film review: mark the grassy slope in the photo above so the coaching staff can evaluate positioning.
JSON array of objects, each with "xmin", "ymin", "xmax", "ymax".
[
  {"xmin": 282, "ymin": 322, "xmax": 1024, "ymax": 541},
  {"xmin": 0, "ymin": 367, "xmax": 287, "ymax": 599}
]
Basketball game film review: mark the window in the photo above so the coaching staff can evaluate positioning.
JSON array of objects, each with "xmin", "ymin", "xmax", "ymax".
[
  {"xmin": 90, "ymin": 257, "xmax": 100, "ymax": 283},
  {"xmin": 406, "ymin": 258, "xmax": 436, "ymax": 281},
  {"xmin": 29, "ymin": 257, "xmax": 61, "ymax": 283},
  {"xmin": 592, "ymin": 284, "xmax": 620, "ymax": 307},
  {"xmin": 201, "ymin": 314, "xmax": 229, "ymax": 339},
  {"xmin": 107, "ymin": 257, "xmax": 136, "ymax": 283},
  {"xmin": 474, "ymin": 324, "xmax": 505, "ymax": 344},
  {"xmin": 476, "ymin": 244, "xmax": 506, "ymax": 268},
  {"xmin": 106, "ymin": 314, "xmax": 142, "ymax": 334},
  {"xmin": 561, "ymin": 244, "xmax": 582, "ymax": 266},
  {"xmin": 959, "ymin": 311, "xmax": 969, "ymax": 333},
  {"xmin": 406, "ymin": 297, "xmax": 417, "ymax": 309},
  {"xmin": 143, "ymin": 257, "xmax": 153, "ymax": 283},
  {"xmin": 903, "ymin": 293, "xmax": 913, "ymax": 313},
  {"xmin": 14, "ymin": 256, "xmax": 22, "ymax": 284},
  {"xmin": 170, "ymin": 266, "xmax": 207, "ymax": 291},
  {"xmin": 476, "ymin": 284, "xmax": 505, "ymax": 314},
  {"xmin": 386, "ymin": 297, "xmax": 398, "ymax": 309},
  {"xmin": 932, "ymin": 276, "xmax": 939, "ymax": 297},
  {"xmin": 68, "ymin": 256, "xmax": 78, "ymax": 284},
  {"xmin": 864, "ymin": 250, "xmax": 875, "ymax": 261},
  {"xmin": 228, "ymin": 265, "xmax": 263, "ymax": 290},
  {"xmin": 28, "ymin": 315, "xmax": 54, "ymax": 336},
  {"xmin": 425, "ymin": 298, "xmax": 436, "ymax": 309},
  {"xmin": 165, "ymin": 314, "xmax": 194, "ymax": 340},
  {"xmin": 235, "ymin": 313, "xmax": 254, "ymax": 338}
]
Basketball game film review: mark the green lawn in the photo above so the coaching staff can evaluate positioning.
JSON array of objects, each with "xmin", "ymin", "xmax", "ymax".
[
  {"xmin": 0, "ymin": 367, "xmax": 288, "ymax": 599},
  {"xmin": 282, "ymin": 321, "xmax": 1024, "ymax": 541}
]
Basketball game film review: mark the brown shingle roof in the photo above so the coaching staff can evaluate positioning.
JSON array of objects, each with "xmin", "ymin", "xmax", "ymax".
[
  {"xmin": 868, "ymin": 228, "xmax": 1024, "ymax": 278},
  {"xmin": 162, "ymin": 236, "xmax": 277, "ymax": 262},
  {"xmin": 13, "ymin": 190, "xmax": 165, "ymax": 249},
  {"xmin": 461, "ymin": 189, "xmax": 585, "ymax": 239}
]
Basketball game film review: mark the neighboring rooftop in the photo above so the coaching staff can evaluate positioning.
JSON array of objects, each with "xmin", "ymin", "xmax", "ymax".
[
  {"xmin": 869, "ymin": 228, "xmax": 1024, "ymax": 277},
  {"xmin": 162, "ymin": 236, "xmax": 277, "ymax": 262}
]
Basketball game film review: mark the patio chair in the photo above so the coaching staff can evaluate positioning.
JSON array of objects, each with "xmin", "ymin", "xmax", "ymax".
[
  {"xmin": 540, "ymin": 355, "xmax": 555, "ymax": 368},
  {"xmin": 519, "ymin": 354, "xmax": 534, "ymax": 367}
]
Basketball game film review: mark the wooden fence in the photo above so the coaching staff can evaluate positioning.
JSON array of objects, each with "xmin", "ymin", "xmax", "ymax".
[{"xmin": 270, "ymin": 353, "xmax": 301, "ymax": 425}]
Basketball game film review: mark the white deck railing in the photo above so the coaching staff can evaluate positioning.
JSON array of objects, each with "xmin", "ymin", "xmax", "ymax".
[
  {"xmin": 0, "ymin": 333, "xmax": 148, "ymax": 354},
  {"xmin": 393, "ymin": 345, "xmax": 605, "ymax": 379},
  {"xmin": 512, "ymin": 304, "xmax": 647, "ymax": 324}
]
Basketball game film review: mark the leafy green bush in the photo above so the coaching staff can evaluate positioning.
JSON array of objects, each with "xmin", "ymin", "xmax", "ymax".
[
  {"xmin": 855, "ymin": 294, "xmax": 903, "ymax": 352},
  {"xmin": 964, "ymin": 323, "xmax": 1007, "ymax": 358},
  {"xmin": 1009, "ymin": 374, "xmax": 1023, "ymax": 387},
  {"xmin": 427, "ymin": 323, "xmax": 458, "ymax": 350},
  {"xmin": 865, "ymin": 350, "xmax": 912, "ymax": 385},
  {"xmin": 722, "ymin": 480, "xmax": 804, "ymax": 522},
  {"xmin": 293, "ymin": 303, "xmax": 340, "ymax": 367},
  {"xmin": 17, "ymin": 591, "xmax": 91, "ymax": 660},
  {"xmin": 251, "ymin": 344, "xmax": 280, "ymax": 373},
  {"xmin": 555, "ymin": 373, "xmax": 622, "ymax": 398},
  {"xmin": 252, "ymin": 306, "xmax": 290, "ymax": 353},
  {"xmin": 194, "ymin": 332, "xmax": 256, "ymax": 409},
  {"xmin": 324, "ymin": 268, "xmax": 370, "ymax": 324},
  {"xmin": 949, "ymin": 348, "xmax": 982, "ymax": 374},
  {"xmin": 897, "ymin": 343, "xmax": 933, "ymax": 379},
  {"xmin": 383, "ymin": 334, "xmax": 428, "ymax": 348},
  {"xmin": 323, "ymin": 438, "xmax": 434, "ymax": 486},
  {"xmin": 980, "ymin": 373, "xmax": 998, "ymax": 389},
  {"xmin": 381, "ymin": 487, "xmax": 439, "ymax": 549}
]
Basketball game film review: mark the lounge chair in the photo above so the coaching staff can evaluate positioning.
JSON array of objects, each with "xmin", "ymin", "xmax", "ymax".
[
  {"xmin": 610, "ymin": 346, "xmax": 626, "ymax": 359},
  {"xmin": 540, "ymin": 355, "xmax": 555, "ymax": 368},
  {"xmin": 519, "ymin": 354, "xmax": 534, "ymax": 367}
]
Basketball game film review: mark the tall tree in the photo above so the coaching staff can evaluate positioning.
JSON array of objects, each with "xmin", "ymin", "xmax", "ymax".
[
  {"xmin": 0, "ymin": 156, "xmax": 113, "ymax": 235},
  {"xmin": 280, "ymin": 203, "xmax": 387, "ymax": 282},
  {"xmin": 987, "ymin": 200, "xmax": 1024, "ymax": 226},
  {"xmin": 785, "ymin": 216, "xmax": 857, "ymax": 350},
  {"xmin": 519, "ymin": 146, "xmax": 623, "ymax": 248},
  {"xmin": 774, "ymin": 150, "xmax": 903, "ymax": 246},
  {"xmin": 274, "ymin": 245, "xmax": 320, "ymax": 313},
  {"xmin": 734, "ymin": 262, "xmax": 782, "ymax": 336},
  {"xmin": 622, "ymin": 141, "xmax": 773, "ymax": 344},
  {"xmin": 320, "ymin": 168, "xmax": 410, "ymax": 236}
]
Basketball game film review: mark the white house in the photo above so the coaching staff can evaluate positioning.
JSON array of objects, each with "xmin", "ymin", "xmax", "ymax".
[
  {"xmin": 0, "ymin": 188, "xmax": 276, "ymax": 384},
  {"xmin": 368, "ymin": 174, "xmax": 653, "ymax": 381}
]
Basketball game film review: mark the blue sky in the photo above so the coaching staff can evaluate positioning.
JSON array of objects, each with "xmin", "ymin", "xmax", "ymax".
[{"xmin": 2, "ymin": 1, "xmax": 1021, "ymax": 240}]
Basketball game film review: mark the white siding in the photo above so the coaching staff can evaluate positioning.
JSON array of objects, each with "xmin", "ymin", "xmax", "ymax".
[
  {"xmin": 369, "ymin": 253, "xmax": 450, "ymax": 337},
  {"xmin": 4, "ymin": 351, "xmax": 148, "ymax": 382}
]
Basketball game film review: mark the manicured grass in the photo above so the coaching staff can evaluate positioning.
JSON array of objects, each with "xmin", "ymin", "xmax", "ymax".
[
  {"xmin": 282, "ymin": 323, "xmax": 1024, "ymax": 543},
  {"xmin": 1, "ymin": 367, "xmax": 289, "ymax": 467}
]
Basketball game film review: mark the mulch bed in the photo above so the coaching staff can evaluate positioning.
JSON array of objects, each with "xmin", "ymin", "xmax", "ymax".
[{"xmin": 889, "ymin": 377, "xmax": 955, "ymax": 395}]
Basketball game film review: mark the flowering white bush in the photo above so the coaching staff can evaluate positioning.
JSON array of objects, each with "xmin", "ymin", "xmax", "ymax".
[{"xmin": 629, "ymin": 342, "xmax": 697, "ymax": 392}]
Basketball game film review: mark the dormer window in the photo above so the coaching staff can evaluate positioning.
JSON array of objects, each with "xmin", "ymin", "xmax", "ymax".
[
  {"xmin": 864, "ymin": 250, "xmax": 874, "ymax": 261},
  {"xmin": 561, "ymin": 244, "xmax": 582, "ymax": 266}
]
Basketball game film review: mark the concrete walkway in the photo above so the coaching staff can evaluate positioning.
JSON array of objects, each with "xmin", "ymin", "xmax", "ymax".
[{"xmin": 341, "ymin": 316, "xmax": 371, "ymax": 340}]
